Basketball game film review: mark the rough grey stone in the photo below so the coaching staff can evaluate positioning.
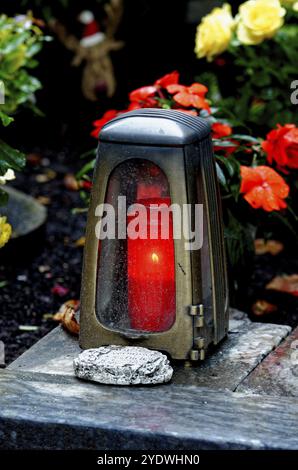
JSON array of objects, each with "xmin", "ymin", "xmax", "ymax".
[
  {"xmin": 73, "ymin": 346, "xmax": 173, "ymax": 385},
  {"xmin": 1, "ymin": 186, "xmax": 47, "ymax": 238}
]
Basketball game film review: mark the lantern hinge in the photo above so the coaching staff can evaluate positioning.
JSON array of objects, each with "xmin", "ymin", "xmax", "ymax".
[
  {"xmin": 190, "ymin": 337, "xmax": 206, "ymax": 361},
  {"xmin": 188, "ymin": 304, "xmax": 204, "ymax": 328},
  {"xmin": 189, "ymin": 305, "xmax": 205, "ymax": 361},
  {"xmin": 190, "ymin": 347, "xmax": 205, "ymax": 361}
]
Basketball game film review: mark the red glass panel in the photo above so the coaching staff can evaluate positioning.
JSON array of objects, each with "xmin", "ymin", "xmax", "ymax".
[
  {"xmin": 127, "ymin": 196, "xmax": 175, "ymax": 332},
  {"xmin": 96, "ymin": 159, "xmax": 176, "ymax": 334}
]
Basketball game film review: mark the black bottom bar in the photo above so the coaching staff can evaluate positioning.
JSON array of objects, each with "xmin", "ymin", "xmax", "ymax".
[{"xmin": 0, "ymin": 450, "xmax": 297, "ymax": 468}]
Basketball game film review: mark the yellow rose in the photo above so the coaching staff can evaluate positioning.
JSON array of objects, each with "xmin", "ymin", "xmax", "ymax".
[
  {"xmin": 0, "ymin": 216, "xmax": 12, "ymax": 249},
  {"xmin": 237, "ymin": 0, "xmax": 286, "ymax": 45},
  {"xmin": 195, "ymin": 4, "xmax": 235, "ymax": 62}
]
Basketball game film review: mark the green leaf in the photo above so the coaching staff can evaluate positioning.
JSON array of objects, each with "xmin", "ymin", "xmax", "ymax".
[
  {"xmin": 1, "ymin": 32, "xmax": 28, "ymax": 55},
  {"xmin": 224, "ymin": 210, "xmax": 255, "ymax": 268},
  {"xmin": 71, "ymin": 207, "xmax": 88, "ymax": 215},
  {"xmin": 215, "ymin": 162, "xmax": 227, "ymax": 188},
  {"xmin": 230, "ymin": 134, "xmax": 259, "ymax": 144},
  {"xmin": 26, "ymin": 42, "xmax": 42, "ymax": 58},
  {"xmin": 213, "ymin": 139, "xmax": 238, "ymax": 148},
  {"xmin": 216, "ymin": 155, "xmax": 240, "ymax": 178},
  {"xmin": 230, "ymin": 182, "xmax": 240, "ymax": 201},
  {"xmin": 156, "ymin": 97, "xmax": 173, "ymax": 109},
  {"xmin": 0, "ymin": 139, "xmax": 26, "ymax": 174},
  {"xmin": 80, "ymin": 148, "xmax": 97, "ymax": 160},
  {"xmin": 251, "ymin": 71, "xmax": 271, "ymax": 87},
  {"xmin": 269, "ymin": 211, "xmax": 298, "ymax": 241},
  {"xmin": 76, "ymin": 158, "xmax": 96, "ymax": 180},
  {"xmin": 0, "ymin": 188, "xmax": 9, "ymax": 206},
  {"xmin": 0, "ymin": 14, "xmax": 45, "ymax": 123},
  {"xmin": 0, "ymin": 111, "xmax": 14, "ymax": 127}
]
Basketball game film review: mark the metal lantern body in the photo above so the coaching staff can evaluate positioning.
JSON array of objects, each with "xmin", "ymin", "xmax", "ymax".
[{"xmin": 80, "ymin": 109, "xmax": 229, "ymax": 361}]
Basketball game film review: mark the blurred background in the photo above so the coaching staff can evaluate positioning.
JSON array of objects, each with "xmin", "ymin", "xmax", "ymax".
[{"xmin": 1, "ymin": 0, "xmax": 243, "ymax": 152}]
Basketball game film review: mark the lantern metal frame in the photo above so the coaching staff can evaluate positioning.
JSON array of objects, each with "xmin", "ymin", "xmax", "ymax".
[{"xmin": 80, "ymin": 109, "xmax": 229, "ymax": 360}]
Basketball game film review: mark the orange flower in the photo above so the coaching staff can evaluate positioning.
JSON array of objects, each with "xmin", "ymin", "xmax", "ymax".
[
  {"xmin": 212, "ymin": 122, "xmax": 232, "ymax": 139},
  {"xmin": 166, "ymin": 83, "xmax": 210, "ymax": 111},
  {"xmin": 240, "ymin": 166, "xmax": 289, "ymax": 212}
]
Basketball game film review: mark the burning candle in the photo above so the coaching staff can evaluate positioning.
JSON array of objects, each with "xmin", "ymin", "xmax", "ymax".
[{"xmin": 127, "ymin": 196, "xmax": 176, "ymax": 332}]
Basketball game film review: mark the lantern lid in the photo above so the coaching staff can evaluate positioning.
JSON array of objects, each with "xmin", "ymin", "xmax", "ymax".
[{"xmin": 99, "ymin": 109, "xmax": 211, "ymax": 146}]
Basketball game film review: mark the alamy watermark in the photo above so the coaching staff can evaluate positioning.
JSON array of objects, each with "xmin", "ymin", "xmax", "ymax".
[
  {"xmin": 290, "ymin": 80, "xmax": 298, "ymax": 105},
  {"xmin": 94, "ymin": 197, "xmax": 204, "ymax": 251}
]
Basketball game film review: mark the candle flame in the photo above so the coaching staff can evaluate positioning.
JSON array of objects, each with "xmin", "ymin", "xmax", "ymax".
[{"xmin": 151, "ymin": 253, "xmax": 159, "ymax": 263}]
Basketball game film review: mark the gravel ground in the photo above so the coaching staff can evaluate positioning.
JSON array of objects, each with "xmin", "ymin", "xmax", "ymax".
[
  {"xmin": 249, "ymin": 252, "xmax": 298, "ymax": 328},
  {"xmin": 0, "ymin": 148, "xmax": 87, "ymax": 364}
]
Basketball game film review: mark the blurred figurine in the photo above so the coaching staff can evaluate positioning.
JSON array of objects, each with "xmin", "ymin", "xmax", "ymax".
[{"xmin": 51, "ymin": 0, "xmax": 124, "ymax": 101}]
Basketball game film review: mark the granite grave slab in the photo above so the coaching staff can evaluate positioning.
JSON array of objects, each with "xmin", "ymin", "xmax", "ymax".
[
  {"xmin": 0, "ymin": 309, "xmax": 296, "ymax": 450},
  {"xmin": 9, "ymin": 309, "xmax": 291, "ymax": 392}
]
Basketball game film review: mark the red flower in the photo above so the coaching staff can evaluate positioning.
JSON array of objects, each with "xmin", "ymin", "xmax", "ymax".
[
  {"xmin": 240, "ymin": 166, "xmax": 289, "ymax": 212},
  {"xmin": 51, "ymin": 284, "xmax": 70, "ymax": 297},
  {"xmin": 154, "ymin": 71, "xmax": 179, "ymax": 88},
  {"xmin": 166, "ymin": 83, "xmax": 210, "ymax": 111},
  {"xmin": 214, "ymin": 57, "xmax": 226, "ymax": 67},
  {"xmin": 80, "ymin": 180, "xmax": 92, "ymax": 190},
  {"xmin": 129, "ymin": 72, "xmax": 179, "ymax": 108},
  {"xmin": 127, "ymin": 101, "xmax": 141, "ymax": 111},
  {"xmin": 262, "ymin": 124, "xmax": 298, "ymax": 170},
  {"xmin": 129, "ymin": 86, "xmax": 158, "ymax": 109},
  {"xmin": 91, "ymin": 110, "xmax": 119, "ymax": 138},
  {"xmin": 212, "ymin": 122, "xmax": 232, "ymax": 139},
  {"xmin": 212, "ymin": 122, "xmax": 239, "ymax": 155}
]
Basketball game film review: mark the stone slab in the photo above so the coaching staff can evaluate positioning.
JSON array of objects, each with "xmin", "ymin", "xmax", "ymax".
[
  {"xmin": 238, "ymin": 327, "xmax": 298, "ymax": 397},
  {"xmin": 9, "ymin": 311, "xmax": 291, "ymax": 393},
  {"xmin": 10, "ymin": 326, "xmax": 79, "ymax": 377},
  {"xmin": 0, "ymin": 369, "xmax": 298, "ymax": 450},
  {"xmin": 2, "ymin": 310, "xmax": 297, "ymax": 450},
  {"xmin": 173, "ymin": 322, "xmax": 291, "ymax": 390}
]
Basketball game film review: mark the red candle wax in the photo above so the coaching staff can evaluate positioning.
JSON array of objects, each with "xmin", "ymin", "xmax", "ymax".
[{"xmin": 127, "ymin": 197, "xmax": 176, "ymax": 332}]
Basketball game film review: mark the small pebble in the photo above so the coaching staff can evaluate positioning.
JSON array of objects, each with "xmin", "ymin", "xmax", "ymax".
[{"xmin": 74, "ymin": 345, "xmax": 173, "ymax": 386}]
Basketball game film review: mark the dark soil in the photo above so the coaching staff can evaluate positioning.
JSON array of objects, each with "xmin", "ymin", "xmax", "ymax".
[
  {"xmin": 0, "ymin": 148, "xmax": 297, "ymax": 365},
  {"xmin": 249, "ymin": 252, "xmax": 298, "ymax": 328},
  {"xmin": 0, "ymin": 149, "xmax": 87, "ymax": 364}
]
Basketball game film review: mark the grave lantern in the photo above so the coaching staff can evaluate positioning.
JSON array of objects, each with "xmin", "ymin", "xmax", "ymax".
[{"xmin": 80, "ymin": 109, "xmax": 229, "ymax": 361}]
